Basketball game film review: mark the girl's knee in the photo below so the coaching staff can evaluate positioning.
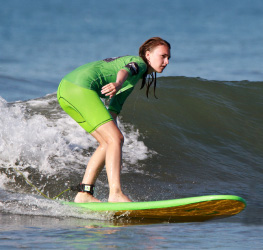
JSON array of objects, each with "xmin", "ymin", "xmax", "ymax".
[
  {"xmin": 106, "ymin": 132, "xmax": 124, "ymax": 146},
  {"xmin": 98, "ymin": 141, "xmax": 108, "ymax": 151},
  {"xmin": 94, "ymin": 121, "xmax": 124, "ymax": 146}
]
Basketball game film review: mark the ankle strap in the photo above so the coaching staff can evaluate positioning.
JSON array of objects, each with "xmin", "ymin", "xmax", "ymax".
[{"xmin": 70, "ymin": 184, "xmax": 95, "ymax": 195}]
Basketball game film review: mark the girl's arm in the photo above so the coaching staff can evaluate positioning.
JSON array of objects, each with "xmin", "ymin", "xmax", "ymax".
[
  {"xmin": 101, "ymin": 69, "xmax": 129, "ymax": 98},
  {"xmin": 109, "ymin": 110, "xmax": 118, "ymax": 123}
]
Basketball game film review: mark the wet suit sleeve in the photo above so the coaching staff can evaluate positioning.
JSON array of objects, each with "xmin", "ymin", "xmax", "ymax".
[
  {"xmin": 108, "ymin": 87, "xmax": 134, "ymax": 114},
  {"xmin": 107, "ymin": 57, "xmax": 147, "ymax": 115}
]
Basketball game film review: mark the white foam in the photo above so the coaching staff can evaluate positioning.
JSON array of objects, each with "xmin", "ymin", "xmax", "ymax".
[
  {"xmin": 0, "ymin": 172, "xmax": 11, "ymax": 188},
  {"xmin": 118, "ymin": 119, "xmax": 156, "ymax": 169},
  {"xmin": 0, "ymin": 191, "xmax": 113, "ymax": 220},
  {"xmin": 0, "ymin": 98, "xmax": 67, "ymax": 173},
  {"xmin": 0, "ymin": 95, "xmax": 155, "ymax": 216},
  {"xmin": 0, "ymin": 95, "xmax": 154, "ymax": 177}
]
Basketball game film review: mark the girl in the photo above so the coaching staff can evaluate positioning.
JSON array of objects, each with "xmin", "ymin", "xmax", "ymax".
[{"xmin": 57, "ymin": 37, "xmax": 171, "ymax": 203}]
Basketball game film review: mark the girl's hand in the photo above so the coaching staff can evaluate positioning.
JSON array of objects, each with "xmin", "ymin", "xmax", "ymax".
[{"xmin": 101, "ymin": 82, "xmax": 121, "ymax": 98}]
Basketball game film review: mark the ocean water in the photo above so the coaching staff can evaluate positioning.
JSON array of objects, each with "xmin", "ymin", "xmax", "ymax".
[{"xmin": 1, "ymin": 0, "xmax": 263, "ymax": 249}]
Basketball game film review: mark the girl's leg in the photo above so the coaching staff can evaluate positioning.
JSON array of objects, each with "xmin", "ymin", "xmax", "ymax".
[
  {"xmin": 74, "ymin": 131, "xmax": 107, "ymax": 203},
  {"xmin": 74, "ymin": 121, "xmax": 131, "ymax": 203},
  {"xmin": 95, "ymin": 121, "xmax": 131, "ymax": 202},
  {"xmin": 58, "ymin": 82, "xmax": 129, "ymax": 202}
]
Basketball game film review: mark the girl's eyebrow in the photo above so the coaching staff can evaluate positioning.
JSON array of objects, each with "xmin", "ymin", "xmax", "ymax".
[{"xmin": 163, "ymin": 53, "xmax": 171, "ymax": 59}]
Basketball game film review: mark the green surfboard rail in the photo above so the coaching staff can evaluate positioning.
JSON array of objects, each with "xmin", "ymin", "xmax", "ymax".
[{"xmin": 62, "ymin": 195, "xmax": 246, "ymax": 212}]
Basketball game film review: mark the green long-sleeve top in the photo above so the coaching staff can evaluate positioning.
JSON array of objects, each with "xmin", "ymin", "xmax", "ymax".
[{"xmin": 63, "ymin": 55, "xmax": 147, "ymax": 114}]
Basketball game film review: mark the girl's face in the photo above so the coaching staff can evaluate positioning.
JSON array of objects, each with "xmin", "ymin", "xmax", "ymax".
[{"xmin": 145, "ymin": 45, "xmax": 170, "ymax": 73}]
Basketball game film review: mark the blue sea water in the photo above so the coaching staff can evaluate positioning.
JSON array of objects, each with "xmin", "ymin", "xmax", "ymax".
[
  {"xmin": 1, "ymin": 0, "xmax": 263, "ymax": 102},
  {"xmin": 1, "ymin": 0, "xmax": 263, "ymax": 249}
]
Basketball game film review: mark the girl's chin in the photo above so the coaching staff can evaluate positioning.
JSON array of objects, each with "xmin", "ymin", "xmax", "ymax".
[{"xmin": 148, "ymin": 67, "xmax": 164, "ymax": 74}]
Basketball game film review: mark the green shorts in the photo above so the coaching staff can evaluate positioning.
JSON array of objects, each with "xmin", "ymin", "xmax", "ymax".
[{"xmin": 57, "ymin": 79, "xmax": 113, "ymax": 133}]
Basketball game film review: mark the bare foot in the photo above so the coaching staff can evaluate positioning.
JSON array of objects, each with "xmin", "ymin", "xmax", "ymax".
[
  {"xmin": 108, "ymin": 193, "xmax": 132, "ymax": 203},
  {"xmin": 74, "ymin": 192, "xmax": 101, "ymax": 203}
]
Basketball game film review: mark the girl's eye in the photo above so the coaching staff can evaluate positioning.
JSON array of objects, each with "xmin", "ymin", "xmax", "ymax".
[{"xmin": 162, "ymin": 54, "xmax": 170, "ymax": 59}]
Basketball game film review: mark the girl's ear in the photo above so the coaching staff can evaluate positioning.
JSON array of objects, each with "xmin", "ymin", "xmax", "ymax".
[{"xmin": 145, "ymin": 50, "xmax": 151, "ymax": 61}]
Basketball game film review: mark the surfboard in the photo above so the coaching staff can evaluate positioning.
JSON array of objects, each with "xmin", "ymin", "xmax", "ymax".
[{"xmin": 63, "ymin": 195, "xmax": 246, "ymax": 222}]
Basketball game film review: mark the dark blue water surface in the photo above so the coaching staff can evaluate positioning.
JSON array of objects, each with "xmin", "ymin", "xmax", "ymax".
[{"xmin": 1, "ymin": 0, "xmax": 263, "ymax": 102}]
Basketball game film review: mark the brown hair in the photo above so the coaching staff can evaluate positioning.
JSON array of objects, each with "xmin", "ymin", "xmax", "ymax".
[{"xmin": 139, "ymin": 37, "xmax": 171, "ymax": 98}]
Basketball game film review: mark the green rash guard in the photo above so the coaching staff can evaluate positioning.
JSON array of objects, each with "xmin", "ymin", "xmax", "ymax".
[{"xmin": 63, "ymin": 56, "xmax": 147, "ymax": 114}]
